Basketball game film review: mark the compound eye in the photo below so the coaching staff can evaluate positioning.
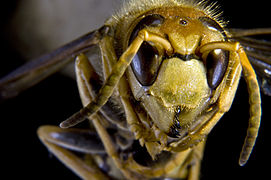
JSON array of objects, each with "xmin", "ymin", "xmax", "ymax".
[
  {"xmin": 131, "ymin": 42, "xmax": 160, "ymax": 86},
  {"xmin": 205, "ymin": 49, "xmax": 229, "ymax": 89},
  {"xmin": 129, "ymin": 14, "xmax": 164, "ymax": 86},
  {"xmin": 129, "ymin": 14, "xmax": 164, "ymax": 43},
  {"xmin": 199, "ymin": 17, "xmax": 227, "ymax": 40}
]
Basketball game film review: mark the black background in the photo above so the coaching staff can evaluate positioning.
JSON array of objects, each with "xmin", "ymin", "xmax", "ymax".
[{"xmin": 0, "ymin": 0, "xmax": 270, "ymax": 179}]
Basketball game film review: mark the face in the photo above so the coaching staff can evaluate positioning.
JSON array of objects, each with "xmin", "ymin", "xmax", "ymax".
[{"xmin": 120, "ymin": 6, "xmax": 229, "ymax": 140}]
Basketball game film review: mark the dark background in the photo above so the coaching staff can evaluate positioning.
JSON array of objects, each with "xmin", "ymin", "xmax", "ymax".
[{"xmin": 0, "ymin": 0, "xmax": 270, "ymax": 179}]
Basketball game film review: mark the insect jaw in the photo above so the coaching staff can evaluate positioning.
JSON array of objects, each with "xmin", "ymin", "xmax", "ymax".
[
  {"xmin": 167, "ymin": 106, "xmax": 182, "ymax": 138},
  {"xmin": 166, "ymin": 95, "xmax": 212, "ymax": 140}
]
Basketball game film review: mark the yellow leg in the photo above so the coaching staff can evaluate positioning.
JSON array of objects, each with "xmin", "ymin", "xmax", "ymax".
[
  {"xmin": 37, "ymin": 125, "xmax": 110, "ymax": 180},
  {"xmin": 73, "ymin": 53, "xmax": 141, "ymax": 179},
  {"xmin": 91, "ymin": 115, "xmax": 140, "ymax": 179},
  {"xmin": 173, "ymin": 140, "xmax": 205, "ymax": 180},
  {"xmin": 187, "ymin": 140, "xmax": 206, "ymax": 180}
]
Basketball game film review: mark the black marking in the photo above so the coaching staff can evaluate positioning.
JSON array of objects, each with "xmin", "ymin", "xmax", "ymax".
[
  {"xmin": 132, "ymin": 141, "xmax": 172, "ymax": 167},
  {"xmin": 168, "ymin": 127, "xmax": 180, "ymax": 138},
  {"xmin": 180, "ymin": 19, "xmax": 188, "ymax": 26},
  {"xmin": 165, "ymin": 53, "xmax": 200, "ymax": 61},
  {"xmin": 167, "ymin": 107, "xmax": 182, "ymax": 138}
]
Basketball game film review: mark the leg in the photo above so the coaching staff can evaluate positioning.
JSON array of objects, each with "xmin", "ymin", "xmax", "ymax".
[
  {"xmin": 187, "ymin": 140, "xmax": 206, "ymax": 180},
  {"xmin": 165, "ymin": 141, "xmax": 205, "ymax": 180},
  {"xmin": 73, "ymin": 53, "xmax": 141, "ymax": 179},
  {"xmin": 37, "ymin": 125, "xmax": 109, "ymax": 180}
]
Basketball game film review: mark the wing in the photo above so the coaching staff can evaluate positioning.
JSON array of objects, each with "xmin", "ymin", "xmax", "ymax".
[
  {"xmin": 228, "ymin": 28, "xmax": 271, "ymax": 96},
  {"xmin": 0, "ymin": 26, "xmax": 110, "ymax": 101}
]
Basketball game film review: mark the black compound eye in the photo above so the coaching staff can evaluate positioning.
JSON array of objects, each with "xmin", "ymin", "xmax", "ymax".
[
  {"xmin": 131, "ymin": 42, "xmax": 160, "ymax": 86},
  {"xmin": 205, "ymin": 49, "xmax": 229, "ymax": 89},
  {"xmin": 129, "ymin": 14, "xmax": 164, "ymax": 86},
  {"xmin": 129, "ymin": 14, "xmax": 165, "ymax": 44},
  {"xmin": 199, "ymin": 17, "xmax": 227, "ymax": 40}
]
